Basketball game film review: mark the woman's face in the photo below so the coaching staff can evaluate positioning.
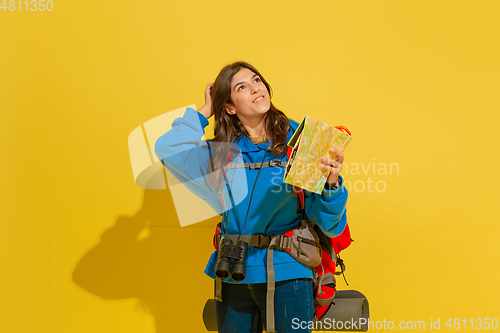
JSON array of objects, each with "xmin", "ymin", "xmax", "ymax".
[{"xmin": 225, "ymin": 68, "xmax": 271, "ymax": 122}]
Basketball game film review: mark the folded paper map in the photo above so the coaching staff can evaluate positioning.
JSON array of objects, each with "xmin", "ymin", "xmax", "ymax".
[{"xmin": 284, "ymin": 116, "xmax": 352, "ymax": 194}]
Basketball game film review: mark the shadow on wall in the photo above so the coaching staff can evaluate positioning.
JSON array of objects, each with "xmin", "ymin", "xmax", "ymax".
[{"xmin": 72, "ymin": 178, "xmax": 218, "ymax": 332}]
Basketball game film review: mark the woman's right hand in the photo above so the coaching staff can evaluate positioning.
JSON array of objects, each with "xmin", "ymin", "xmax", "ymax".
[{"xmin": 199, "ymin": 83, "xmax": 214, "ymax": 119}]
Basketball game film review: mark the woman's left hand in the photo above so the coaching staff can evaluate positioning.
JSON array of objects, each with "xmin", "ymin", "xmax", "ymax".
[{"xmin": 320, "ymin": 147, "xmax": 344, "ymax": 187}]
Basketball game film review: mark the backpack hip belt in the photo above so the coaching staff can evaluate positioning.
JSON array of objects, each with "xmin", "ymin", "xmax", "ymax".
[{"xmin": 214, "ymin": 233, "xmax": 291, "ymax": 250}]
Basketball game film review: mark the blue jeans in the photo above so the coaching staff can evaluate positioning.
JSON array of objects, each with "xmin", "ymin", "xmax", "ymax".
[{"xmin": 215, "ymin": 278, "xmax": 314, "ymax": 333}]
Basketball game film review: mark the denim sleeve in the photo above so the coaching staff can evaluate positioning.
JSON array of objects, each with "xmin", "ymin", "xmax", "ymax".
[
  {"xmin": 154, "ymin": 107, "xmax": 222, "ymax": 212},
  {"xmin": 303, "ymin": 175, "xmax": 348, "ymax": 238}
]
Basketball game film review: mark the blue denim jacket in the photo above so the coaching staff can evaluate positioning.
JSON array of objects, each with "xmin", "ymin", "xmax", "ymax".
[{"xmin": 154, "ymin": 107, "xmax": 348, "ymax": 284}]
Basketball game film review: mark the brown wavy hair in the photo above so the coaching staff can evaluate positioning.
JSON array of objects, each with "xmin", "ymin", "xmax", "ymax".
[{"xmin": 207, "ymin": 61, "xmax": 290, "ymax": 190}]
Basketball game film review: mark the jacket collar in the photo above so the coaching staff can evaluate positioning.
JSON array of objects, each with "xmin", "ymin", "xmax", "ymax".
[{"xmin": 233, "ymin": 135, "xmax": 264, "ymax": 153}]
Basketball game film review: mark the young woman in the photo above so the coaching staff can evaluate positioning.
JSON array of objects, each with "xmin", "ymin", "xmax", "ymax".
[{"xmin": 155, "ymin": 61, "xmax": 348, "ymax": 333}]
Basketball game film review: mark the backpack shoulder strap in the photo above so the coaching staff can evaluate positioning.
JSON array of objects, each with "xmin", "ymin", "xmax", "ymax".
[{"xmin": 287, "ymin": 146, "xmax": 305, "ymax": 210}]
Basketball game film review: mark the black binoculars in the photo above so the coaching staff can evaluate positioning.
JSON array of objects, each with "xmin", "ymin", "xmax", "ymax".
[{"xmin": 215, "ymin": 238, "xmax": 248, "ymax": 281}]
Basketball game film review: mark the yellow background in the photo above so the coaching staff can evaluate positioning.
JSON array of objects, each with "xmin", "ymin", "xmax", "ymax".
[{"xmin": 1, "ymin": 0, "xmax": 499, "ymax": 332}]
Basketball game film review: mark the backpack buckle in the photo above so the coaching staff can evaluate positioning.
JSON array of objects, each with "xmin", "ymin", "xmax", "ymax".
[
  {"xmin": 256, "ymin": 234, "xmax": 270, "ymax": 248},
  {"xmin": 275, "ymin": 235, "xmax": 291, "ymax": 250},
  {"xmin": 269, "ymin": 160, "xmax": 281, "ymax": 167},
  {"xmin": 215, "ymin": 233, "xmax": 222, "ymax": 247}
]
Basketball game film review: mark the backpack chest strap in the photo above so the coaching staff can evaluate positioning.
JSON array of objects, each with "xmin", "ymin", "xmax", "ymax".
[{"xmin": 222, "ymin": 160, "xmax": 287, "ymax": 172}]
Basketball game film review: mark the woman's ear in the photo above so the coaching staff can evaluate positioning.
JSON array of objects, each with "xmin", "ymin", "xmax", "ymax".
[{"xmin": 225, "ymin": 103, "xmax": 237, "ymax": 115}]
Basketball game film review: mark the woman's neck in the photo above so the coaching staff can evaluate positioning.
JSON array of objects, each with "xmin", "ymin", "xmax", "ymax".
[{"xmin": 241, "ymin": 115, "xmax": 267, "ymax": 137}]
